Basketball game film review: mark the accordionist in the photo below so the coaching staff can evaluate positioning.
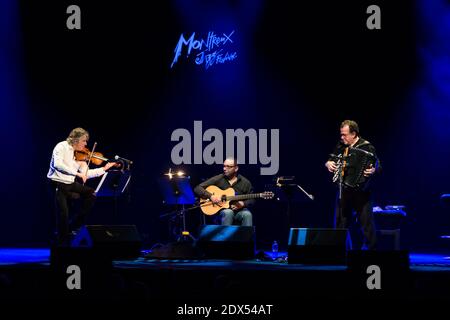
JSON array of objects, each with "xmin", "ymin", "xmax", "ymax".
[{"xmin": 325, "ymin": 120, "xmax": 381, "ymax": 250}]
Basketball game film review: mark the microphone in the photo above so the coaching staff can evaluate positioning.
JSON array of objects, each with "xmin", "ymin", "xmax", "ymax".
[
  {"xmin": 276, "ymin": 177, "xmax": 281, "ymax": 187},
  {"xmin": 114, "ymin": 155, "xmax": 133, "ymax": 165}
]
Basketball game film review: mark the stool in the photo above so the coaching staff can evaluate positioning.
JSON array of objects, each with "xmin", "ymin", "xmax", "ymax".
[
  {"xmin": 378, "ymin": 229, "xmax": 401, "ymax": 250},
  {"xmin": 440, "ymin": 235, "xmax": 450, "ymax": 260},
  {"xmin": 440, "ymin": 195, "xmax": 450, "ymax": 259},
  {"xmin": 54, "ymin": 189, "xmax": 81, "ymax": 216}
]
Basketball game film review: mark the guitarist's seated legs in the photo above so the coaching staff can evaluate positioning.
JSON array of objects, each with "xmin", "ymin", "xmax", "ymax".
[
  {"xmin": 221, "ymin": 209, "xmax": 234, "ymax": 225},
  {"xmin": 236, "ymin": 209, "xmax": 252, "ymax": 226},
  {"xmin": 220, "ymin": 208, "xmax": 253, "ymax": 227}
]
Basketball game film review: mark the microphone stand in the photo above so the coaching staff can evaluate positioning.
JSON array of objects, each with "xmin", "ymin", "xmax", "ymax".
[
  {"xmin": 331, "ymin": 152, "xmax": 352, "ymax": 203},
  {"xmin": 334, "ymin": 150, "xmax": 352, "ymax": 249},
  {"xmin": 159, "ymin": 203, "xmax": 202, "ymax": 219},
  {"xmin": 115, "ymin": 155, "xmax": 133, "ymax": 171},
  {"xmin": 295, "ymin": 184, "xmax": 314, "ymax": 201}
]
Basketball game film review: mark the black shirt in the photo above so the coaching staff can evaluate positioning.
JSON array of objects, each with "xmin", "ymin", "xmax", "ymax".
[
  {"xmin": 194, "ymin": 174, "xmax": 255, "ymax": 207},
  {"xmin": 328, "ymin": 137, "xmax": 381, "ymax": 190}
]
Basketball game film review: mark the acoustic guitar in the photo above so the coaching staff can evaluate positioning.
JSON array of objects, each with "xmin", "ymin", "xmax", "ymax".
[{"xmin": 200, "ymin": 185, "xmax": 274, "ymax": 216}]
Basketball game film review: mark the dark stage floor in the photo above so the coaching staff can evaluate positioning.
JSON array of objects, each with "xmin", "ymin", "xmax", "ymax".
[
  {"xmin": 1, "ymin": 248, "xmax": 450, "ymax": 307},
  {"xmin": 1, "ymin": 247, "xmax": 450, "ymax": 269}
]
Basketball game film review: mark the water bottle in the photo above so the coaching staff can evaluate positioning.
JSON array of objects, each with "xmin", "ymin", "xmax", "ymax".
[{"xmin": 271, "ymin": 240, "xmax": 279, "ymax": 260}]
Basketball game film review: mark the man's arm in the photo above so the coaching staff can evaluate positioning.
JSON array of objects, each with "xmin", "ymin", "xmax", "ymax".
[
  {"xmin": 78, "ymin": 161, "xmax": 104, "ymax": 179},
  {"xmin": 328, "ymin": 142, "xmax": 343, "ymax": 161},
  {"xmin": 363, "ymin": 144, "xmax": 381, "ymax": 176},
  {"xmin": 325, "ymin": 142, "xmax": 342, "ymax": 172},
  {"xmin": 52, "ymin": 144, "xmax": 79, "ymax": 176},
  {"xmin": 370, "ymin": 145, "xmax": 382, "ymax": 173},
  {"xmin": 194, "ymin": 174, "xmax": 223, "ymax": 199}
]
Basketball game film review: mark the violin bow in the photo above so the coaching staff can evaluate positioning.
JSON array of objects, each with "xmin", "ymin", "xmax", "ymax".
[{"xmin": 83, "ymin": 141, "xmax": 97, "ymax": 185}]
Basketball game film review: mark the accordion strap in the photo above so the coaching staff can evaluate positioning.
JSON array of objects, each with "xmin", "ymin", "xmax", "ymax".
[{"xmin": 341, "ymin": 147, "xmax": 349, "ymax": 178}]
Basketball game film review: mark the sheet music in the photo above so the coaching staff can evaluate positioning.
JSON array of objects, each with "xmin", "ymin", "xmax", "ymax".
[
  {"xmin": 121, "ymin": 174, "xmax": 131, "ymax": 193},
  {"xmin": 95, "ymin": 172, "xmax": 109, "ymax": 195},
  {"xmin": 94, "ymin": 171, "xmax": 131, "ymax": 197}
]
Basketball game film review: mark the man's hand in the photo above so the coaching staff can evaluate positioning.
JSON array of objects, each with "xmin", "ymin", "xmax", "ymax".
[
  {"xmin": 76, "ymin": 172, "xmax": 87, "ymax": 184},
  {"xmin": 231, "ymin": 201, "xmax": 244, "ymax": 211},
  {"xmin": 325, "ymin": 161, "xmax": 337, "ymax": 173},
  {"xmin": 364, "ymin": 164, "xmax": 376, "ymax": 177},
  {"xmin": 210, "ymin": 195, "xmax": 222, "ymax": 205},
  {"xmin": 103, "ymin": 162, "xmax": 116, "ymax": 171}
]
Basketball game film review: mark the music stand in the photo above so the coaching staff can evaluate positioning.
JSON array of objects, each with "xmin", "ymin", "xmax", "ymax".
[
  {"xmin": 271, "ymin": 176, "xmax": 314, "ymax": 226},
  {"xmin": 95, "ymin": 169, "xmax": 131, "ymax": 219},
  {"xmin": 158, "ymin": 175, "xmax": 196, "ymax": 242}
]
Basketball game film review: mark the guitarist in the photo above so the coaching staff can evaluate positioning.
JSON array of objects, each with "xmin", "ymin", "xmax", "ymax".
[{"xmin": 194, "ymin": 158, "xmax": 254, "ymax": 226}]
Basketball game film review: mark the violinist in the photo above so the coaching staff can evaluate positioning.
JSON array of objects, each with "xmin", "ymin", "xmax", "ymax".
[{"xmin": 47, "ymin": 127, "xmax": 116, "ymax": 246}]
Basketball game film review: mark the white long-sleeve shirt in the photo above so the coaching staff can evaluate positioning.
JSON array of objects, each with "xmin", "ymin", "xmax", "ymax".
[{"xmin": 47, "ymin": 141, "xmax": 106, "ymax": 184}]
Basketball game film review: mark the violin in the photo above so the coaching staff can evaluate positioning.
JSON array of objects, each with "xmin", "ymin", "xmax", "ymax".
[{"xmin": 75, "ymin": 147, "xmax": 118, "ymax": 166}]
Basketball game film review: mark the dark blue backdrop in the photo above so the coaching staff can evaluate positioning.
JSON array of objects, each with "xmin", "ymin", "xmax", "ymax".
[{"xmin": 1, "ymin": 0, "xmax": 449, "ymax": 252}]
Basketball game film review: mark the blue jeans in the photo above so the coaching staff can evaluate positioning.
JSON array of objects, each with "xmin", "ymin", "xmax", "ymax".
[{"xmin": 220, "ymin": 208, "xmax": 253, "ymax": 226}]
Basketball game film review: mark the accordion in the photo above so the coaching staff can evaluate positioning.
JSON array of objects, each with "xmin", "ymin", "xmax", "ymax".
[{"xmin": 331, "ymin": 146, "xmax": 377, "ymax": 190}]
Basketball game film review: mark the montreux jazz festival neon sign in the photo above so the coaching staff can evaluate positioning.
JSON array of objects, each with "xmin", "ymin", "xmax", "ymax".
[{"xmin": 170, "ymin": 31, "xmax": 237, "ymax": 69}]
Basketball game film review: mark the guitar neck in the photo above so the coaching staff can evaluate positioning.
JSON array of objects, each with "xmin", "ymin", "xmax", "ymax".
[{"xmin": 227, "ymin": 193, "xmax": 262, "ymax": 201}]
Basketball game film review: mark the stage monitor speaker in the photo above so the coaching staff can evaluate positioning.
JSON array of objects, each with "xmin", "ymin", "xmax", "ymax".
[
  {"xmin": 347, "ymin": 250, "xmax": 410, "ymax": 270},
  {"xmin": 196, "ymin": 225, "xmax": 255, "ymax": 260},
  {"xmin": 71, "ymin": 225, "xmax": 142, "ymax": 259},
  {"xmin": 288, "ymin": 228, "xmax": 349, "ymax": 264},
  {"xmin": 347, "ymin": 250, "xmax": 411, "ymax": 292}
]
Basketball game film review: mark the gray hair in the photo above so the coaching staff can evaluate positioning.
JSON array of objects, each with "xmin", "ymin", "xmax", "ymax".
[{"xmin": 66, "ymin": 127, "xmax": 89, "ymax": 145}]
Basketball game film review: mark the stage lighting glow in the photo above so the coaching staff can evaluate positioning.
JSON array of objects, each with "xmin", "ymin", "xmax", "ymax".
[
  {"xmin": 164, "ymin": 168, "xmax": 186, "ymax": 179},
  {"xmin": 170, "ymin": 31, "xmax": 237, "ymax": 69}
]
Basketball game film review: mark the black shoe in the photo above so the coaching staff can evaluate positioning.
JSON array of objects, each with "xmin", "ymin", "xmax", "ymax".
[
  {"xmin": 67, "ymin": 229, "xmax": 80, "ymax": 246},
  {"xmin": 70, "ymin": 227, "xmax": 81, "ymax": 237}
]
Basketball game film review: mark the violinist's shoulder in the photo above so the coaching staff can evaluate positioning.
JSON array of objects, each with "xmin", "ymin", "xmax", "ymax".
[{"xmin": 53, "ymin": 140, "xmax": 69, "ymax": 151}]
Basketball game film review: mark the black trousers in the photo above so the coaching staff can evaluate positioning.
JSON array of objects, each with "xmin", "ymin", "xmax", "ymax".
[
  {"xmin": 335, "ymin": 188, "xmax": 377, "ymax": 250},
  {"xmin": 52, "ymin": 180, "xmax": 96, "ymax": 245}
]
